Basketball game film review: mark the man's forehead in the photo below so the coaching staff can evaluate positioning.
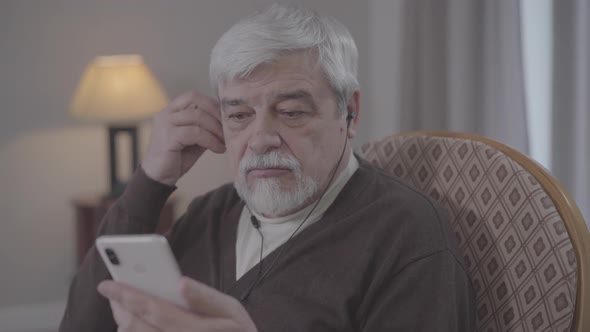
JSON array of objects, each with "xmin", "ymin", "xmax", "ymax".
[
  {"xmin": 219, "ymin": 86, "xmax": 316, "ymax": 107},
  {"xmin": 219, "ymin": 72, "xmax": 322, "ymax": 101}
]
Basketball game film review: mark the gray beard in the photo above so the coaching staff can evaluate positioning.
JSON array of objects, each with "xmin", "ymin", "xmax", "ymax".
[{"xmin": 234, "ymin": 174, "xmax": 319, "ymax": 217}]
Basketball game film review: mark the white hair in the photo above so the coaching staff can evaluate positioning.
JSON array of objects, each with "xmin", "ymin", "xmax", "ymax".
[{"xmin": 209, "ymin": 3, "xmax": 359, "ymax": 113}]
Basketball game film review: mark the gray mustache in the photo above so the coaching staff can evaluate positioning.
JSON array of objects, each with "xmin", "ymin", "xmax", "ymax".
[{"xmin": 239, "ymin": 151, "xmax": 301, "ymax": 174}]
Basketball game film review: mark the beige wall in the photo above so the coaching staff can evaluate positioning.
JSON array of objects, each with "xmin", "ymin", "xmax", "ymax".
[{"xmin": 0, "ymin": 0, "xmax": 370, "ymax": 314}]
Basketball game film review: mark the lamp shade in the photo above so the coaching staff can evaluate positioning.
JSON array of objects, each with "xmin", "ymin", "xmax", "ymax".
[{"xmin": 70, "ymin": 54, "xmax": 168, "ymax": 124}]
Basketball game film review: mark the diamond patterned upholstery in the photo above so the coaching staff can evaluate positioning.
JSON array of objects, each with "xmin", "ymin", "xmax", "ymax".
[{"xmin": 357, "ymin": 132, "xmax": 589, "ymax": 332}]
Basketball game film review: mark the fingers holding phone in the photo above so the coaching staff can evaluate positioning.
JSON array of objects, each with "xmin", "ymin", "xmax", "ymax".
[
  {"xmin": 142, "ymin": 91, "xmax": 226, "ymax": 186},
  {"xmin": 109, "ymin": 300, "xmax": 160, "ymax": 332},
  {"xmin": 96, "ymin": 235, "xmax": 258, "ymax": 332},
  {"xmin": 100, "ymin": 280, "xmax": 258, "ymax": 332}
]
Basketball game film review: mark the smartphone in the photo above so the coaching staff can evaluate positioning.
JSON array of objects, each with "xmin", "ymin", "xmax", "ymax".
[{"xmin": 96, "ymin": 234, "xmax": 188, "ymax": 308}]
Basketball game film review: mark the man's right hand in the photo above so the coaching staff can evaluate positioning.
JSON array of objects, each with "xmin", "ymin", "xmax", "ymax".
[{"xmin": 142, "ymin": 91, "xmax": 226, "ymax": 186}]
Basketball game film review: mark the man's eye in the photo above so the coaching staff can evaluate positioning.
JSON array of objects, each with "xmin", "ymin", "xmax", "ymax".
[
  {"xmin": 280, "ymin": 110, "xmax": 305, "ymax": 119},
  {"xmin": 228, "ymin": 113, "xmax": 251, "ymax": 121}
]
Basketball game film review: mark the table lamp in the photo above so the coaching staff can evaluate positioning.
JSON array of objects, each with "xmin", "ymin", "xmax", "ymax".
[{"xmin": 70, "ymin": 54, "xmax": 168, "ymax": 197}]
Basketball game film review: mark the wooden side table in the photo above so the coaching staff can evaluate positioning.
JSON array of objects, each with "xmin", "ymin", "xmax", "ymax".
[{"xmin": 72, "ymin": 195, "xmax": 175, "ymax": 265}]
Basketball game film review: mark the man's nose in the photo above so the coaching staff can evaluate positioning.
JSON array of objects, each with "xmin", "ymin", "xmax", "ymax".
[{"xmin": 248, "ymin": 115, "xmax": 282, "ymax": 155}]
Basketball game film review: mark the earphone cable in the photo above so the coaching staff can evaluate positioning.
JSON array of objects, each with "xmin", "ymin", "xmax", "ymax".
[{"xmin": 239, "ymin": 120, "xmax": 351, "ymax": 302}]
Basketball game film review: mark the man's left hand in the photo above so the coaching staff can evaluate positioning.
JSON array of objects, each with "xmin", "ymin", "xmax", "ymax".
[{"xmin": 98, "ymin": 277, "xmax": 257, "ymax": 332}]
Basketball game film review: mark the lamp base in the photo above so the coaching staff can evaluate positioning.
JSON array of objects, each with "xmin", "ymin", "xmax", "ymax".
[
  {"xmin": 108, "ymin": 125, "xmax": 139, "ymax": 197},
  {"xmin": 107, "ymin": 182, "xmax": 128, "ymax": 199}
]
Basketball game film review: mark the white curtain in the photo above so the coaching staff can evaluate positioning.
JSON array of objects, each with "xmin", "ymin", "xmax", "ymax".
[
  {"xmin": 368, "ymin": 0, "xmax": 529, "ymax": 153},
  {"xmin": 368, "ymin": 0, "xmax": 589, "ymax": 224},
  {"xmin": 552, "ymin": 0, "xmax": 590, "ymax": 224}
]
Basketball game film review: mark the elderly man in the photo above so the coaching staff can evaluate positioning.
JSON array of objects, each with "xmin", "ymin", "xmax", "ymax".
[{"xmin": 60, "ymin": 4, "xmax": 474, "ymax": 332}]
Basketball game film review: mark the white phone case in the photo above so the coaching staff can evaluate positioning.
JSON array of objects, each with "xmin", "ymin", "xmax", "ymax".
[{"xmin": 96, "ymin": 234, "xmax": 188, "ymax": 308}]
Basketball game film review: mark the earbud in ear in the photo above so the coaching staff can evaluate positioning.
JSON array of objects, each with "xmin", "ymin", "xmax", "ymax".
[{"xmin": 346, "ymin": 112, "xmax": 356, "ymax": 127}]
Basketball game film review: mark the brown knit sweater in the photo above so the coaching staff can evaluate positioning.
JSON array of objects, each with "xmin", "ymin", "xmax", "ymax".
[{"xmin": 59, "ymin": 159, "xmax": 474, "ymax": 331}]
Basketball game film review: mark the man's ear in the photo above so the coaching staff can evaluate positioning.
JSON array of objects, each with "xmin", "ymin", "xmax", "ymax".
[{"xmin": 346, "ymin": 90, "xmax": 360, "ymax": 138}]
